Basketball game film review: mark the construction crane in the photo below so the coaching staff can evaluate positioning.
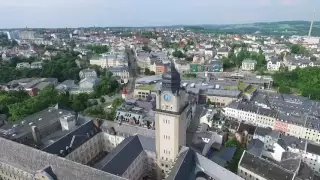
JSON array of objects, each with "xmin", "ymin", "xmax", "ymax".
[{"xmin": 308, "ymin": 9, "xmax": 316, "ymax": 37}]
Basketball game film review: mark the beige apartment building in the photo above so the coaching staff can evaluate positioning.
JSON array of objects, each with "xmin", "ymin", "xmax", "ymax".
[
  {"xmin": 206, "ymin": 89, "xmax": 241, "ymax": 107},
  {"xmin": 224, "ymin": 102, "xmax": 320, "ymax": 145}
]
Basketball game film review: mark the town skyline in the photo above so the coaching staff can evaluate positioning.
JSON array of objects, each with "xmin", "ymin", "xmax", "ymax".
[{"xmin": 0, "ymin": 0, "xmax": 319, "ymax": 28}]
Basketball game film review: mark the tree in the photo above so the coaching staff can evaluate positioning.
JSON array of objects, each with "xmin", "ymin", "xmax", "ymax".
[
  {"xmin": 172, "ymin": 50, "xmax": 185, "ymax": 58},
  {"xmin": 92, "ymin": 100, "xmax": 98, "ymax": 105},
  {"xmin": 290, "ymin": 44, "xmax": 307, "ymax": 55},
  {"xmin": 207, "ymin": 99, "xmax": 212, "ymax": 105},
  {"xmin": 93, "ymin": 75, "xmax": 119, "ymax": 97},
  {"xmin": 106, "ymin": 98, "xmax": 125, "ymax": 120},
  {"xmin": 142, "ymin": 45, "xmax": 151, "ymax": 52},
  {"xmin": 185, "ymin": 56, "xmax": 193, "ymax": 62},
  {"xmin": 84, "ymin": 106, "xmax": 106, "ymax": 119},
  {"xmin": 222, "ymin": 56, "xmax": 235, "ymax": 70},
  {"xmin": 86, "ymin": 45, "xmax": 109, "ymax": 54},
  {"xmin": 8, "ymin": 87, "xmax": 63, "ymax": 121},
  {"xmin": 236, "ymin": 49, "xmax": 251, "ymax": 67},
  {"xmin": 144, "ymin": 68, "xmax": 151, "ymax": 75},
  {"xmin": 149, "ymin": 71, "xmax": 156, "ymax": 75},
  {"xmin": 251, "ymin": 53, "xmax": 266, "ymax": 69},
  {"xmin": 278, "ymin": 85, "xmax": 291, "ymax": 94},
  {"xmin": 311, "ymin": 56, "xmax": 317, "ymax": 61},
  {"xmin": 273, "ymin": 67, "xmax": 320, "ymax": 100},
  {"xmin": 70, "ymin": 93, "xmax": 90, "ymax": 112},
  {"xmin": 0, "ymin": 90, "xmax": 29, "ymax": 116},
  {"xmin": 100, "ymin": 97, "xmax": 106, "ymax": 103}
]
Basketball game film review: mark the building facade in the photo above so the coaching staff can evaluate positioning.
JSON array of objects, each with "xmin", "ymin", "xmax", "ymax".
[
  {"xmin": 154, "ymin": 63, "xmax": 190, "ymax": 179},
  {"xmin": 241, "ymin": 59, "xmax": 257, "ymax": 71}
]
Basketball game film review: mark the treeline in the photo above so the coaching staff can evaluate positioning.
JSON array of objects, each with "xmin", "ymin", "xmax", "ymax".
[
  {"xmin": 0, "ymin": 68, "xmax": 119, "ymax": 121},
  {"xmin": 86, "ymin": 45, "xmax": 109, "ymax": 54},
  {"xmin": 273, "ymin": 67, "xmax": 320, "ymax": 100},
  {"xmin": 0, "ymin": 33, "xmax": 17, "ymax": 47},
  {"xmin": 223, "ymin": 49, "xmax": 266, "ymax": 70},
  {"xmin": 0, "ymin": 52, "xmax": 81, "ymax": 83}
]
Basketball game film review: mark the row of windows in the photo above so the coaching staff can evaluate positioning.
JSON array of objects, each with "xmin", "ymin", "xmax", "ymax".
[
  {"xmin": 239, "ymin": 169, "xmax": 260, "ymax": 180},
  {"xmin": 161, "ymin": 156, "xmax": 172, "ymax": 161},
  {"xmin": 163, "ymin": 119, "xmax": 170, "ymax": 124},
  {"xmin": 163, "ymin": 150, "xmax": 171, "ymax": 155},
  {"xmin": 163, "ymin": 135, "xmax": 170, "ymax": 140},
  {"xmin": 162, "ymin": 104, "xmax": 173, "ymax": 111}
]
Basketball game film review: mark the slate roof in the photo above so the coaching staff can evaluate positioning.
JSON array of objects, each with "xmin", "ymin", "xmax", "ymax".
[
  {"xmin": 306, "ymin": 143, "xmax": 320, "ymax": 156},
  {"xmin": 42, "ymin": 119, "xmax": 100, "ymax": 157},
  {"xmin": 0, "ymin": 137, "xmax": 127, "ymax": 180},
  {"xmin": 0, "ymin": 107, "xmax": 74, "ymax": 141},
  {"xmin": 254, "ymin": 127, "xmax": 280, "ymax": 139},
  {"xmin": 247, "ymin": 139, "xmax": 264, "ymax": 156},
  {"xmin": 107, "ymin": 66, "xmax": 129, "ymax": 73},
  {"xmin": 166, "ymin": 147, "xmax": 195, "ymax": 180},
  {"xmin": 279, "ymin": 152, "xmax": 301, "ymax": 172},
  {"xmin": 257, "ymin": 108, "xmax": 278, "ymax": 118},
  {"xmin": 295, "ymin": 162, "xmax": 314, "ymax": 180},
  {"xmin": 277, "ymin": 135, "xmax": 306, "ymax": 151},
  {"xmin": 93, "ymin": 135, "xmax": 155, "ymax": 176},
  {"xmin": 240, "ymin": 151, "xmax": 294, "ymax": 180},
  {"xmin": 166, "ymin": 147, "xmax": 244, "ymax": 180}
]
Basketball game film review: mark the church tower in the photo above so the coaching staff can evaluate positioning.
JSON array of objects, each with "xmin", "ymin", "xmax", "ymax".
[{"xmin": 155, "ymin": 62, "xmax": 188, "ymax": 179}]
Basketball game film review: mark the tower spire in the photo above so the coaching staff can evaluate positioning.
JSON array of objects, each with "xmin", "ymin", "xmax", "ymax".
[{"xmin": 308, "ymin": 9, "xmax": 316, "ymax": 37}]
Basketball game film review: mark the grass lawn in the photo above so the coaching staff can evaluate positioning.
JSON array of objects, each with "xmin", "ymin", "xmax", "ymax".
[
  {"xmin": 245, "ymin": 85, "xmax": 257, "ymax": 94},
  {"xmin": 225, "ymin": 138, "xmax": 246, "ymax": 173},
  {"xmin": 137, "ymin": 84, "xmax": 156, "ymax": 90},
  {"xmin": 237, "ymin": 83, "xmax": 249, "ymax": 91}
]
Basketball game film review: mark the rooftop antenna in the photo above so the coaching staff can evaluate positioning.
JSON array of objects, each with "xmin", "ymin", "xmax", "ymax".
[{"xmin": 308, "ymin": 9, "xmax": 316, "ymax": 37}]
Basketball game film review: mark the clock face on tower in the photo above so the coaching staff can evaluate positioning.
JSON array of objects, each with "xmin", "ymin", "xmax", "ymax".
[{"xmin": 164, "ymin": 94, "xmax": 171, "ymax": 101}]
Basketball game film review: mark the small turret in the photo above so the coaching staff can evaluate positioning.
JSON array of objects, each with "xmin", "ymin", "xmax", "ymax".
[{"xmin": 121, "ymin": 88, "xmax": 127, "ymax": 99}]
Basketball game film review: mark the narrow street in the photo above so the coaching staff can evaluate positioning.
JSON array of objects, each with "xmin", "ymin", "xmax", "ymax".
[
  {"xmin": 186, "ymin": 104, "xmax": 205, "ymax": 145},
  {"xmin": 125, "ymin": 47, "xmax": 139, "ymax": 98}
]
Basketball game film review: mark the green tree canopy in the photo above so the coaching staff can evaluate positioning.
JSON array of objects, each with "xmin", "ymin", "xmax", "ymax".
[
  {"xmin": 87, "ymin": 45, "xmax": 109, "ymax": 54},
  {"xmin": 290, "ymin": 44, "xmax": 307, "ymax": 55},
  {"xmin": 273, "ymin": 67, "xmax": 320, "ymax": 100},
  {"xmin": 172, "ymin": 50, "xmax": 185, "ymax": 58},
  {"xmin": 278, "ymin": 85, "xmax": 291, "ymax": 94}
]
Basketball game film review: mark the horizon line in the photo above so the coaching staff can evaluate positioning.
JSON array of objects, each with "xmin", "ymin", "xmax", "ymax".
[{"xmin": 0, "ymin": 20, "xmax": 318, "ymax": 30}]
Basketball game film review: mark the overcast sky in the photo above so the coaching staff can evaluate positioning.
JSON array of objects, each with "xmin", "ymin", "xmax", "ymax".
[{"xmin": 0, "ymin": 0, "xmax": 319, "ymax": 28}]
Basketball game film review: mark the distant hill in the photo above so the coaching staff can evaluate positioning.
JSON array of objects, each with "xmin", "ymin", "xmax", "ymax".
[{"xmin": 183, "ymin": 21, "xmax": 320, "ymax": 36}]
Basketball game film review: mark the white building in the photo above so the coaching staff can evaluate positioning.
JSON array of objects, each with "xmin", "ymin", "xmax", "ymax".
[
  {"xmin": 241, "ymin": 59, "xmax": 257, "ymax": 71},
  {"xmin": 107, "ymin": 66, "xmax": 130, "ymax": 84},
  {"xmin": 30, "ymin": 61, "xmax": 43, "ymax": 69},
  {"xmin": 267, "ymin": 58, "xmax": 281, "ymax": 71},
  {"xmin": 16, "ymin": 62, "xmax": 31, "ymax": 69}
]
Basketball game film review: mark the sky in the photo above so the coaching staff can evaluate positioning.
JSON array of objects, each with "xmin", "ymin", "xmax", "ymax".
[{"xmin": 0, "ymin": 0, "xmax": 319, "ymax": 28}]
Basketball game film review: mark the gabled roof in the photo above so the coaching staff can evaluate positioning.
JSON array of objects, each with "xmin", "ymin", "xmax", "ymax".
[
  {"xmin": 0, "ymin": 137, "xmax": 127, "ymax": 180},
  {"xmin": 42, "ymin": 119, "xmax": 99, "ymax": 157},
  {"xmin": 306, "ymin": 143, "xmax": 320, "ymax": 156},
  {"xmin": 166, "ymin": 147, "xmax": 244, "ymax": 180},
  {"xmin": 240, "ymin": 151, "xmax": 294, "ymax": 180},
  {"xmin": 93, "ymin": 135, "xmax": 155, "ymax": 176},
  {"xmin": 247, "ymin": 139, "xmax": 264, "ymax": 156},
  {"xmin": 277, "ymin": 135, "xmax": 306, "ymax": 151}
]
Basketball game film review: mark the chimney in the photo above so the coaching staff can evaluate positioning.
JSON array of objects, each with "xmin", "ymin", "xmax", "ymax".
[
  {"xmin": 93, "ymin": 118, "xmax": 101, "ymax": 129},
  {"xmin": 31, "ymin": 126, "xmax": 41, "ymax": 146},
  {"xmin": 75, "ymin": 112, "xmax": 80, "ymax": 125}
]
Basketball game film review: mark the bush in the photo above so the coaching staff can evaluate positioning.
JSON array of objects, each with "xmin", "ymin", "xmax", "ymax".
[
  {"xmin": 278, "ymin": 85, "xmax": 291, "ymax": 94},
  {"xmin": 100, "ymin": 97, "xmax": 106, "ymax": 103}
]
